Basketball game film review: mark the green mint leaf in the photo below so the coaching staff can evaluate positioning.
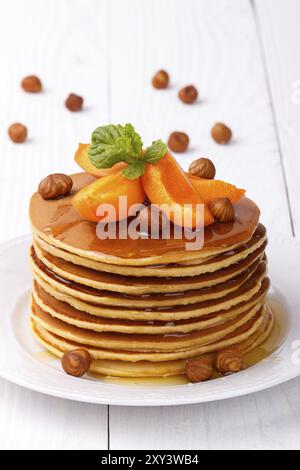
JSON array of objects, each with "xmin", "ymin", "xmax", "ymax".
[
  {"xmin": 144, "ymin": 139, "xmax": 167, "ymax": 164},
  {"xmin": 123, "ymin": 123, "xmax": 143, "ymax": 156},
  {"xmin": 122, "ymin": 160, "xmax": 145, "ymax": 180},
  {"xmin": 88, "ymin": 124, "xmax": 143, "ymax": 169}
]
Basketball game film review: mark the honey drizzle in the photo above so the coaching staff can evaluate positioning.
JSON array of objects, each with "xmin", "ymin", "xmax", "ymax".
[
  {"xmin": 29, "ymin": 173, "xmax": 260, "ymax": 259},
  {"xmin": 87, "ymin": 301, "xmax": 288, "ymax": 386}
]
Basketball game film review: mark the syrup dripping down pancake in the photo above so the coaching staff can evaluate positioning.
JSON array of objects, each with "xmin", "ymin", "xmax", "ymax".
[
  {"xmin": 30, "ymin": 307, "xmax": 274, "ymax": 374},
  {"xmin": 29, "ymin": 173, "xmax": 261, "ymax": 266},
  {"xmin": 32, "ymin": 281, "xmax": 267, "ymax": 335},
  {"xmin": 32, "ymin": 241, "xmax": 266, "ymax": 295},
  {"xmin": 28, "ymin": 172, "xmax": 275, "ymax": 380},
  {"xmin": 32, "ymin": 223, "xmax": 266, "ymax": 277}
]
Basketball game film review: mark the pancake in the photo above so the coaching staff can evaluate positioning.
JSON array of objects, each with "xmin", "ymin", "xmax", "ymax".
[
  {"xmin": 32, "ymin": 224, "xmax": 267, "ymax": 277},
  {"xmin": 32, "ymin": 240, "xmax": 266, "ymax": 294},
  {"xmin": 28, "ymin": 171, "xmax": 275, "ymax": 380},
  {"xmin": 33, "ymin": 275, "xmax": 269, "ymax": 321},
  {"xmin": 31, "ymin": 295, "xmax": 266, "ymax": 353},
  {"xmin": 29, "ymin": 173, "xmax": 261, "ymax": 266},
  {"xmin": 32, "ymin": 281, "xmax": 265, "ymax": 334},
  {"xmin": 30, "ymin": 307, "xmax": 273, "ymax": 373},
  {"xmin": 30, "ymin": 247, "xmax": 267, "ymax": 307}
]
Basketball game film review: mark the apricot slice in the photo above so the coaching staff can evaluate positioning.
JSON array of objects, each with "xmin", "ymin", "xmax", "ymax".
[
  {"xmin": 141, "ymin": 152, "xmax": 214, "ymax": 228},
  {"xmin": 75, "ymin": 143, "xmax": 127, "ymax": 177},
  {"xmin": 72, "ymin": 170, "xmax": 146, "ymax": 223},
  {"xmin": 188, "ymin": 174, "xmax": 245, "ymax": 204}
]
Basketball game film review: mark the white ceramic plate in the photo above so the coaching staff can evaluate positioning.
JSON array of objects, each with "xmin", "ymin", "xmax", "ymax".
[{"xmin": 0, "ymin": 234, "xmax": 300, "ymax": 406}]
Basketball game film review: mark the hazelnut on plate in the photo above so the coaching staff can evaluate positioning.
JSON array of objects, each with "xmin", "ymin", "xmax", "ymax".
[
  {"xmin": 178, "ymin": 85, "xmax": 198, "ymax": 104},
  {"xmin": 61, "ymin": 349, "xmax": 92, "ymax": 377},
  {"xmin": 185, "ymin": 357, "xmax": 214, "ymax": 383},
  {"xmin": 65, "ymin": 93, "xmax": 84, "ymax": 112},
  {"xmin": 152, "ymin": 70, "xmax": 169, "ymax": 89},
  {"xmin": 188, "ymin": 158, "xmax": 216, "ymax": 179},
  {"xmin": 168, "ymin": 131, "xmax": 189, "ymax": 153},
  {"xmin": 21, "ymin": 75, "xmax": 42, "ymax": 93},
  {"xmin": 211, "ymin": 122, "xmax": 232, "ymax": 144},
  {"xmin": 8, "ymin": 123, "xmax": 27, "ymax": 143},
  {"xmin": 38, "ymin": 173, "xmax": 73, "ymax": 200},
  {"xmin": 216, "ymin": 347, "xmax": 243, "ymax": 373},
  {"xmin": 209, "ymin": 198, "xmax": 235, "ymax": 223}
]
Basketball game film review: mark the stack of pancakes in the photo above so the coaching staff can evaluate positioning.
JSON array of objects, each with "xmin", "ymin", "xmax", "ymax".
[{"xmin": 29, "ymin": 173, "xmax": 273, "ymax": 378}]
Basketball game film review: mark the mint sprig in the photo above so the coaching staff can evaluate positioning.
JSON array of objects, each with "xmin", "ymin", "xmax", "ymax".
[{"xmin": 88, "ymin": 124, "xmax": 167, "ymax": 179}]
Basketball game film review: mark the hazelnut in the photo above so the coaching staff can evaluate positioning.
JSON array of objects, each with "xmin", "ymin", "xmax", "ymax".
[
  {"xmin": 65, "ymin": 93, "xmax": 84, "ymax": 112},
  {"xmin": 189, "ymin": 158, "xmax": 216, "ymax": 179},
  {"xmin": 178, "ymin": 85, "xmax": 198, "ymax": 104},
  {"xmin": 137, "ymin": 205, "xmax": 169, "ymax": 235},
  {"xmin": 211, "ymin": 122, "xmax": 232, "ymax": 144},
  {"xmin": 152, "ymin": 70, "xmax": 169, "ymax": 89},
  {"xmin": 168, "ymin": 131, "xmax": 189, "ymax": 153},
  {"xmin": 185, "ymin": 357, "xmax": 214, "ymax": 383},
  {"xmin": 216, "ymin": 347, "xmax": 243, "ymax": 373},
  {"xmin": 8, "ymin": 123, "xmax": 27, "ymax": 143},
  {"xmin": 38, "ymin": 173, "xmax": 73, "ymax": 200},
  {"xmin": 21, "ymin": 75, "xmax": 42, "ymax": 93},
  {"xmin": 209, "ymin": 198, "xmax": 235, "ymax": 222},
  {"xmin": 61, "ymin": 349, "xmax": 92, "ymax": 377}
]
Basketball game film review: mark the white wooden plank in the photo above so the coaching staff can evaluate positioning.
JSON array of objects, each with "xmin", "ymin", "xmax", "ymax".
[
  {"xmin": 110, "ymin": 378, "xmax": 300, "ymax": 450},
  {"xmin": 0, "ymin": 0, "xmax": 109, "ymax": 449},
  {"xmin": 0, "ymin": 379, "xmax": 108, "ymax": 450},
  {"xmin": 109, "ymin": 0, "xmax": 292, "ymax": 234},
  {"xmin": 108, "ymin": 0, "xmax": 294, "ymax": 449},
  {"xmin": 0, "ymin": 0, "xmax": 109, "ymax": 242},
  {"xmin": 254, "ymin": 0, "xmax": 300, "ymax": 236},
  {"xmin": 0, "ymin": 0, "xmax": 298, "ymax": 451}
]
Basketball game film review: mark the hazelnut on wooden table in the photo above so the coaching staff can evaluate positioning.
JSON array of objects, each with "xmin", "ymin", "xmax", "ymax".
[
  {"xmin": 185, "ymin": 357, "xmax": 214, "ymax": 383},
  {"xmin": 168, "ymin": 131, "xmax": 189, "ymax": 153},
  {"xmin": 152, "ymin": 70, "xmax": 169, "ymax": 89},
  {"xmin": 216, "ymin": 347, "xmax": 243, "ymax": 373},
  {"xmin": 188, "ymin": 158, "xmax": 216, "ymax": 179},
  {"xmin": 38, "ymin": 173, "xmax": 73, "ymax": 200},
  {"xmin": 8, "ymin": 123, "xmax": 27, "ymax": 143},
  {"xmin": 61, "ymin": 349, "xmax": 92, "ymax": 377},
  {"xmin": 65, "ymin": 93, "xmax": 84, "ymax": 111},
  {"xmin": 178, "ymin": 85, "xmax": 198, "ymax": 104},
  {"xmin": 209, "ymin": 198, "xmax": 235, "ymax": 222},
  {"xmin": 21, "ymin": 75, "xmax": 42, "ymax": 93},
  {"xmin": 211, "ymin": 122, "xmax": 232, "ymax": 144}
]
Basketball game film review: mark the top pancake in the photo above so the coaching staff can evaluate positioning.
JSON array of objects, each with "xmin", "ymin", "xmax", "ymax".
[{"xmin": 29, "ymin": 172, "xmax": 260, "ymax": 266}]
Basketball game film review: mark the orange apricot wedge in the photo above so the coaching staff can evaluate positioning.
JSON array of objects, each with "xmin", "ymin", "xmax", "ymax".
[
  {"xmin": 188, "ymin": 174, "xmax": 245, "ymax": 204},
  {"xmin": 141, "ymin": 152, "xmax": 214, "ymax": 228},
  {"xmin": 75, "ymin": 143, "xmax": 127, "ymax": 177},
  {"xmin": 72, "ymin": 170, "xmax": 146, "ymax": 223}
]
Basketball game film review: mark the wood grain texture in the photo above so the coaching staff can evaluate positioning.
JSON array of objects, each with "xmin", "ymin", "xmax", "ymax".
[
  {"xmin": 0, "ymin": 0, "xmax": 109, "ymax": 450},
  {"xmin": 108, "ymin": 0, "xmax": 298, "ymax": 450},
  {"xmin": 110, "ymin": 378, "xmax": 300, "ymax": 450},
  {"xmin": 109, "ymin": 0, "xmax": 291, "ymax": 234},
  {"xmin": 0, "ymin": 0, "xmax": 299, "ymax": 450},
  {"xmin": 0, "ymin": 0, "xmax": 110, "ymax": 242},
  {"xmin": 0, "ymin": 380, "xmax": 108, "ymax": 450},
  {"xmin": 255, "ymin": 0, "xmax": 300, "ymax": 236}
]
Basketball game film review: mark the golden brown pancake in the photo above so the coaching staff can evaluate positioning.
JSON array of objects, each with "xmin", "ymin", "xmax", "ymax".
[
  {"xmin": 28, "ymin": 172, "xmax": 274, "ymax": 379},
  {"xmin": 30, "ymin": 307, "xmax": 274, "ymax": 374},
  {"xmin": 29, "ymin": 173, "xmax": 261, "ymax": 266},
  {"xmin": 32, "ymin": 281, "xmax": 266, "ymax": 334}
]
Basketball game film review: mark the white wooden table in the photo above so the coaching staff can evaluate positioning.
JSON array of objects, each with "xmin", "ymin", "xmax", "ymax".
[{"xmin": 0, "ymin": 0, "xmax": 299, "ymax": 450}]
